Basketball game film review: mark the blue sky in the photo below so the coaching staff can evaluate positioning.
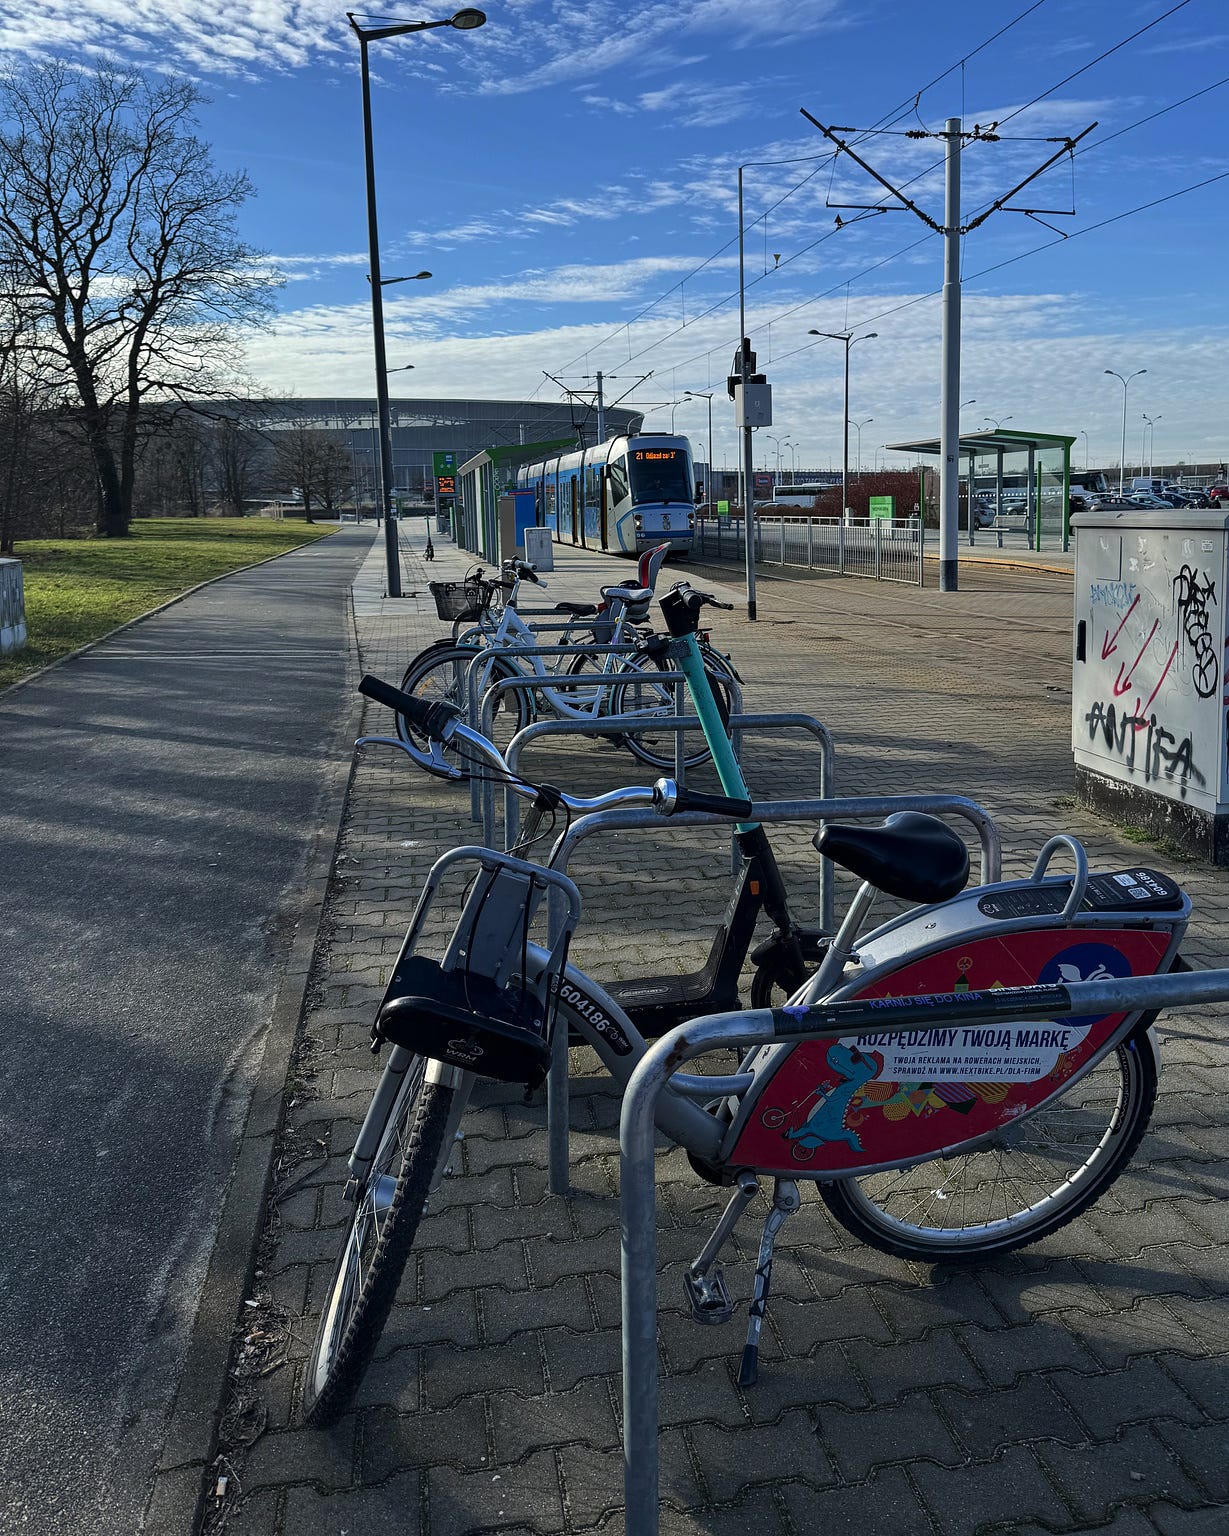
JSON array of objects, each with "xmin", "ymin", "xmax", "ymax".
[{"xmin": 6, "ymin": 0, "xmax": 1226, "ymax": 473}]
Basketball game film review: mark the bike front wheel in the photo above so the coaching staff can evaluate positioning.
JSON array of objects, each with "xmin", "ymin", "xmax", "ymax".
[
  {"xmin": 607, "ymin": 650, "xmax": 736, "ymax": 770},
  {"xmin": 818, "ymin": 1024, "xmax": 1158, "ymax": 1262},
  {"xmin": 302, "ymin": 1060, "xmax": 464, "ymax": 1426},
  {"xmin": 397, "ymin": 643, "xmax": 528, "ymax": 779}
]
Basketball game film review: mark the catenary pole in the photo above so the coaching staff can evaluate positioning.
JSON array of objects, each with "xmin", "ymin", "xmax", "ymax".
[{"xmin": 939, "ymin": 117, "xmax": 962, "ymax": 591}]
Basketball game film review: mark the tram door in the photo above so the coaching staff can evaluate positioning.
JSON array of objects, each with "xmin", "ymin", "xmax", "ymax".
[
  {"xmin": 571, "ymin": 476, "xmax": 583, "ymax": 546},
  {"xmin": 600, "ymin": 468, "xmax": 613, "ymax": 550}
]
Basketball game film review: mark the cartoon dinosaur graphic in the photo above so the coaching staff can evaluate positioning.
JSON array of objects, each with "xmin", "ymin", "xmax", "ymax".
[{"xmin": 785, "ymin": 1042, "xmax": 879, "ymax": 1151}]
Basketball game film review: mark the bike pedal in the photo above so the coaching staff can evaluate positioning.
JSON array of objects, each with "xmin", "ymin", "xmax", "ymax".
[{"xmin": 684, "ymin": 1266, "xmax": 735, "ymax": 1325}]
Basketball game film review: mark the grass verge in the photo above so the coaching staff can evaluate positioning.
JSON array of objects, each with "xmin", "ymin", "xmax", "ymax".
[{"xmin": 0, "ymin": 517, "xmax": 336, "ymax": 690}]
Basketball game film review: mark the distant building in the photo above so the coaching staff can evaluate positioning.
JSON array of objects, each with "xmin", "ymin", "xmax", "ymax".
[{"xmin": 216, "ymin": 396, "xmax": 644, "ymax": 506}]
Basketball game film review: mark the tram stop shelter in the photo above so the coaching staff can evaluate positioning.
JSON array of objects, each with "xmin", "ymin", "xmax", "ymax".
[
  {"xmin": 887, "ymin": 428, "xmax": 1078, "ymax": 552},
  {"xmin": 457, "ymin": 438, "xmax": 572, "ymax": 561}
]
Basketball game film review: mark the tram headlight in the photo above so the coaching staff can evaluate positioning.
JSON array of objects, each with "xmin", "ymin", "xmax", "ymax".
[
  {"xmin": 633, "ymin": 514, "xmax": 643, "ymax": 531},
  {"xmin": 687, "ymin": 512, "xmax": 695, "ymax": 529}
]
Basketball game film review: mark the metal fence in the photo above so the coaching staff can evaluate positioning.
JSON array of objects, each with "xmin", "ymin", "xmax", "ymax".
[{"xmin": 695, "ymin": 514, "xmax": 924, "ymax": 585}]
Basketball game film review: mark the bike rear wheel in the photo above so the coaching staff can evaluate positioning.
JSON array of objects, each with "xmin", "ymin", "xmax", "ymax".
[
  {"xmin": 818, "ymin": 1024, "xmax": 1158, "ymax": 1262},
  {"xmin": 608, "ymin": 650, "xmax": 735, "ymax": 770},
  {"xmin": 302, "ymin": 1060, "xmax": 463, "ymax": 1426}
]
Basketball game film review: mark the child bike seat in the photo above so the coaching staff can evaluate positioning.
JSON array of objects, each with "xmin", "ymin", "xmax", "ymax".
[
  {"xmin": 601, "ymin": 584, "xmax": 653, "ymax": 607},
  {"xmin": 815, "ymin": 811, "xmax": 970, "ymax": 905}
]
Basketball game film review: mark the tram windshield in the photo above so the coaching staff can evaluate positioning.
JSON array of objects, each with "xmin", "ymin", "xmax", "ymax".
[{"xmin": 628, "ymin": 446, "xmax": 692, "ymax": 505}]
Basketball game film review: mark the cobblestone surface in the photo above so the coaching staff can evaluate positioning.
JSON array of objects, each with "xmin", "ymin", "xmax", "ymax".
[{"xmin": 204, "ymin": 533, "xmax": 1229, "ymax": 1535}]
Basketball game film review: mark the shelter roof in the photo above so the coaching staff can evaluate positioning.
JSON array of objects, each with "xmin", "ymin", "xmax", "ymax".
[{"xmin": 886, "ymin": 428, "xmax": 1076, "ymax": 456}]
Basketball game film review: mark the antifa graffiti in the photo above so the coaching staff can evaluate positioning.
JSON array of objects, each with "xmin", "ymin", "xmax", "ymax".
[
  {"xmin": 1084, "ymin": 700, "xmax": 1207, "ymax": 790},
  {"xmin": 1173, "ymin": 564, "xmax": 1219, "ymax": 700}
]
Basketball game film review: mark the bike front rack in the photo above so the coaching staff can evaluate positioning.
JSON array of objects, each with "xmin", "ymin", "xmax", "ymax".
[
  {"xmin": 541, "ymin": 792, "xmax": 1002, "ymax": 1194},
  {"xmin": 618, "ymin": 966, "xmax": 1229, "ymax": 1535}
]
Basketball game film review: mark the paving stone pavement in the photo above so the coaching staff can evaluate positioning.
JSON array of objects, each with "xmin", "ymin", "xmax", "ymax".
[{"xmin": 203, "ymin": 532, "xmax": 1229, "ymax": 1536}]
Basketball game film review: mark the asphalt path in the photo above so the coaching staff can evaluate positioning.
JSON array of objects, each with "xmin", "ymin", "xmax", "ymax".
[{"xmin": 0, "ymin": 524, "xmax": 374, "ymax": 1534}]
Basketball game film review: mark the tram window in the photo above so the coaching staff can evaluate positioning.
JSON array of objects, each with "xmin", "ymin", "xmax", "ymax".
[
  {"xmin": 628, "ymin": 447, "xmax": 691, "ymax": 503},
  {"xmin": 608, "ymin": 456, "xmax": 630, "ymax": 504}
]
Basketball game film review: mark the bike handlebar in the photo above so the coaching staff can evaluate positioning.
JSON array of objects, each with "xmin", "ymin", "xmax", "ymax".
[
  {"xmin": 652, "ymin": 778, "xmax": 753, "ymax": 820},
  {"xmin": 359, "ymin": 674, "xmax": 460, "ymax": 741},
  {"xmin": 502, "ymin": 558, "xmax": 542, "ymax": 585},
  {"xmin": 659, "ymin": 581, "xmax": 734, "ymax": 637}
]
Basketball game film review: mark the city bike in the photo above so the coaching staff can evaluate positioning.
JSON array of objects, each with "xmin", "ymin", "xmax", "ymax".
[
  {"xmin": 398, "ymin": 559, "xmax": 739, "ymax": 778},
  {"xmin": 301, "ymin": 592, "xmax": 1191, "ymax": 1424}
]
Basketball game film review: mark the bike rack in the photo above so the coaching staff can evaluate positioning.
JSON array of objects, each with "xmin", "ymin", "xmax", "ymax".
[
  {"xmin": 469, "ymin": 658, "xmax": 744, "ymax": 825},
  {"xmin": 502, "ymin": 713, "xmax": 837, "ymax": 875},
  {"xmin": 618, "ymin": 965, "xmax": 1229, "ymax": 1536},
  {"xmin": 542, "ymin": 792, "xmax": 1002, "ymax": 1194},
  {"xmin": 460, "ymin": 641, "xmax": 643, "ymax": 824}
]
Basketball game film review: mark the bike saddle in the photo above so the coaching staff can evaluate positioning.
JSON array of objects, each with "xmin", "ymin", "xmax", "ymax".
[
  {"xmin": 555, "ymin": 600, "xmax": 599, "ymax": 616},
  {"xmin": 814, "ymin": 812, "xmax": 970, "ymax": 905}
]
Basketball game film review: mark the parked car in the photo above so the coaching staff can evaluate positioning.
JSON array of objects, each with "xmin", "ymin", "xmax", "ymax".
[
  {"xmin": 1127, "ymin": 492, "xmax": 1176, "ymax": 509},
  {"xmin": 1206, "ymin": 484, "xmax": 1229, "ymax": 506}
]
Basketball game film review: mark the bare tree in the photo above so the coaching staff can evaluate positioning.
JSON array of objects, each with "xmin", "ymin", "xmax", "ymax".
[
  {"xmin": 0, "ymin": 62, "xmax": 279, "ymax": 537},
  {"xmin": 211, "ymin": 411, "xmax": 270, "ymax": 515},
  {"xmin": 271, "ymin": 423, "xmax": 353, "ymax": 523}
]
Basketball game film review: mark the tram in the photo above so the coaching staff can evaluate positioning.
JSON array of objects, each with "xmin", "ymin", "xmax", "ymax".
[{"xmin": 514, "ymin": 433, "xmax": 696, "ymax": 557}]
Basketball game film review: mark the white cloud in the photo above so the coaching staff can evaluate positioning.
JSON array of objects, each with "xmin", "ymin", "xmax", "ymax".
[{"xmin": 237, "ymin": 263, "xmax": 1228, "ymax": 469}]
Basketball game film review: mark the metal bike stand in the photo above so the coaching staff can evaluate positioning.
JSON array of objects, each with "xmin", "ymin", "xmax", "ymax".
[
  {"xmin": 619, "ymin": 965, "xmax": 1229, "ymax": 1536},
  {"xmin": 462, "ymin": 641, "xmax": 644, "ymax": 825},
  {"xmin": 473, "ymin": 665, "xmax": 745, "ymax": 832},
  {"xmin": 505, "ymin": 713, "xmax": 836, "ymax": 896},
  {"xmin": 541, "ymin": 792, "xmax": 1001, "ymax": 1195}
]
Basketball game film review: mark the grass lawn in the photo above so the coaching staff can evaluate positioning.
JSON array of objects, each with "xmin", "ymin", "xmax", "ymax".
[{"xmin": 0, "ymin": 517, "xmax": 337, "ymax": 690}]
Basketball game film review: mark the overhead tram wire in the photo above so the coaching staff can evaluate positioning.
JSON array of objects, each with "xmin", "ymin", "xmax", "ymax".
[
  {"xmin": 539, "ymin": 0, "xmax": 1204, "ymax": 412},
  {"xmin": 551, "ymin": 149, "xmax": 839, "ymax": 378},
  {"xmin": 593, "ymin": 2, "xmax": 1208, "ymax": 404},
  {"xmin": 993, "ymin": 0, "xmax": 1195, "ymax": 131},
  {"xmin": 501, "ymin": 93, "xmax": 1192, "ymax": 444},
  {"xmin": 539, "ymin": 0, "xmax": 1062, "ymax": 392},
  {"xmin": 759, "ymin": 161, "xmax": 1229, "ymax": 378}
]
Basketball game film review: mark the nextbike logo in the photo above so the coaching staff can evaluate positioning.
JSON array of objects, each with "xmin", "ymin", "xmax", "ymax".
[{"xmin": 557, "ymin": 981, "xmax": 633, "ymax": 1055}]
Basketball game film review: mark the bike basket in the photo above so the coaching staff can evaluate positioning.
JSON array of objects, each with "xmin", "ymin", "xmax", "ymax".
[
  {"xmin": 373, "ymin": 955, "xmax": 552, "ymax": 1087},
  {"xmin": 429, "ymin": 579, "xmax": 491, "ymax": 622}
]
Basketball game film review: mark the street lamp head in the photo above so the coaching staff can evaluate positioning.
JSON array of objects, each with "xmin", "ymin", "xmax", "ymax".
[
  {"xmin": 451, "ymin": 7, "xmax": 486, "ymax": 26},
  {"xmin": 387, "ymin": 363, "xmax": 414, "ymax": 373},
  {"xmin": 371, "ymin": 270, "xmax": 432, "ymax": 285}
]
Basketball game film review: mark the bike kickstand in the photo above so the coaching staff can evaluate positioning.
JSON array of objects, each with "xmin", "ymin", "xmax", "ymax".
[{"xmin": 737, "ymin": 1178, "xmax": 801, "ymax": 1388}]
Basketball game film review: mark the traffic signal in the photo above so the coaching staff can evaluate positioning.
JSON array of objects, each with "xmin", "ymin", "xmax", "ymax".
[{"xmin": 727, "ymin": 338, "xmax": 757, "ymax": 399}]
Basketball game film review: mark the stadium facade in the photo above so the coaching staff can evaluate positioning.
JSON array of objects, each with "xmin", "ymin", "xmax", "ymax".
[{"xmin": 234, "ymin": 396, "xmax": 645, "ymax": 504}]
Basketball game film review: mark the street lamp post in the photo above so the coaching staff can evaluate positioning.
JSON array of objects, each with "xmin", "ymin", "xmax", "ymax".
[
  {"xmin": 788, "ymin": 442, "xmax": 798, "ymax": 484},
  {"xmin": 1143, "ymin": 413, "xmax": 1162, "ymax": 477},
  {"xmin": 683, "ymin": 391, "xmax": 713, "ymax": 504},
  {"xmin": 765, "ymin": 433, "xmax": 783, "ymax": 485},
  {"xmin": 349, "ymin": 7, "xmax": 486, "ymax": 597},
  {"xmin": 809, "ymin": 329, "xmax": 876, "ymax": 523},
  {"xmin": 853, "ymin": 418, "xmax": 873, "ymax": 475},
  {"xmin": 1080, "ymin": 430, "xmax": 1090, "ymax": 471},
  {"xmin": 1105, "ymin": 368, "xmax": 1147, "ymax": 496}
]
